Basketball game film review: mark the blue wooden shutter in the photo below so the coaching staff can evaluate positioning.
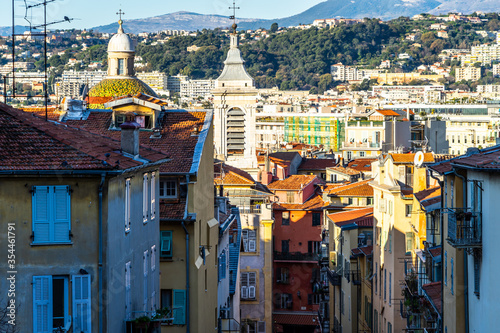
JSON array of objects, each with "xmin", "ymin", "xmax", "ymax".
[
  {"xmin": 72, "ymin": 275, "xmax": 91, "ymax": 333},
  {"xmin": 172, "ymin": 289, "xmax": 186, "ymax": 325},
  {"xmin": 33, "ymin": 275, "xmax": 52, "ymax": 333},
  {"xmin": 33, "ymin": 186, "xmax": 50, "ymax": 243},
  {"xmin": 53, "ymin": 186, "xmax": 71, "ymax": 242}
]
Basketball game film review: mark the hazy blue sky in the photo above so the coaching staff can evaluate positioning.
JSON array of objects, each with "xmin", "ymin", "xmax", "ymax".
[{"xmin": 3, "ymin": 0, "xmax": 324, "ymax": 30}]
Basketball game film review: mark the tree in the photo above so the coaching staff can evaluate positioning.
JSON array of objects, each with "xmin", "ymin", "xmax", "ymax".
[{"xmin": 270, "ymin": 23, "xmax": 279, "ymax": 33}]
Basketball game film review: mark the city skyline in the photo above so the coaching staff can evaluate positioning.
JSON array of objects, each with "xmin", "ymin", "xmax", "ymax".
[{"xmin": 1, "ymin": 0, "xmax": 324, "ymax": 31}]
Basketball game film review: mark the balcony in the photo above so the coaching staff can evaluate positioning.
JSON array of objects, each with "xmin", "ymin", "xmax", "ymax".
[
  {"xmin": 342, "ymin": 141, "xmax": 381, "ymax": 149},
  {"xmin": 327, "ymin": 270, "xmax": 341, "ymax": 286},
  {"xmin": 447, "ymin": 208, "xmax": 482, "ymax": 248},
  {"xmin": 238, "ymin": 205, "xmax": 261, "ymax": 214},
  {"xmin": 274, "ymin": 251, "xmax": 319, "ymax": 261},
  {"xmin": 351, "ymin": 270, "xmax": 361, "ymax": 285}
]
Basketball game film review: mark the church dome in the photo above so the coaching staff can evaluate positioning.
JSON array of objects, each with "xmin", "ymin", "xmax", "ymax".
[
  {"xmin": 108, "ymin": 20, "xmax": 134, "ymax": 53},
  {"xmin": 87, "ymin": 78, "xmax": 157, "ymax": 109}
]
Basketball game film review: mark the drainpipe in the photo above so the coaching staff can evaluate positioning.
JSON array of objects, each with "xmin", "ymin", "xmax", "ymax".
[
  {"xmin": 181, "ymin": 222, "xmax": 190, "ymax": 333},
  {"xmin": 453, "ymin": 170, "xmax": 468, "ymax": 333},
  {"xmin": 98, "ymin": 173, "xmax": 105, "ymax": 333}
]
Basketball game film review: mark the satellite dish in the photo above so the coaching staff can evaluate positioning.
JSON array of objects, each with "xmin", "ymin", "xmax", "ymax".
[{"xmin": 414, "ymin": 151, "xmax": 425, "ymax": 167}]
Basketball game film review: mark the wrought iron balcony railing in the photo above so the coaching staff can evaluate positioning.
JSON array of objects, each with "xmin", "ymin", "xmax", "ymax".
[{"xmin": 447, "ymin": 208, "xmax": 482, "ymax": 248}]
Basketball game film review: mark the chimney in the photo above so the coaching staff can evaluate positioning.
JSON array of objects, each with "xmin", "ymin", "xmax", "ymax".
[{"xmin": 120, "ymin": 112, "xmax": 141, "ymax": 157}]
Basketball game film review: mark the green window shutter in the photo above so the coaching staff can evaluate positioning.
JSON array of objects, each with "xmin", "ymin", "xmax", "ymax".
[
  {"xmin": 72, "ymin": 275, "xmax": 91, "ymax": 333},
  {"xmin": 172, "ymin": 289, "xmax": 186, "ymax": 325},
  {"xmin": 160, "ymin": 231, "xmax": 172, "ymax": 258},
  {"xmin": 53, "ymin": 186, "xmax": 71, "ymax": 242},
  {"xmin": 33, "ymin": 186, "xmax": 50, "ymax": 243},
  {"xmin": 33, "ymin": 275, "xmax": 52, "ymax": 333}
]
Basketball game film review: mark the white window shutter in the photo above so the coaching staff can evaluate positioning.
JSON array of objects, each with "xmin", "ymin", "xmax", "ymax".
[
  {"xmin": 143, "ymin": 174, "xmax": 149, "ymax": 223},
  {"xmin": 150, "ymin": 173, "xmax": 156, "ymax": 220},
  {"xmin": 72, "ymin": 275, "xmax": 91, "ymax": 333},
  {"xmin": 151, "ymin": 245, "xmax": 156, "ymax": 272},
  {"xmin": 144, "ymin": 251, "xmax": 148, "ymax": 312},
  {"xmin": 242, "ymin": 230, "xmax": 249, "ymax": 252},
  {"xmin": 241, "ymin": 272, "xmax": 248, "ymax": 299},
  {"xmin": 33, "ymin": 186, "xmax": 50, "ymax": 243},
  {"xmin": 241, "ymin": 286, "xmax": 248, "ymax": 299},
  {"xmin": 125, "ymin": 179, "xmax": 131, "ymax": 231},
  {"xmin": 33, "ymin": 275, "xmax": 52, "ymax": 333},
  {"xmin": 248, "ymin": 286, "xmax": 256, "ymax": 299},
  {"xmin": 125, "ymin": 261, "xmax": 131, "ymax": 318},
  {"xmin": 53, "ymin": 186, "xmax": 71, "ymax": 242},
  {"xmin": 257, "ymin": 321, "xmax": 266, "ymax": 333},
  {"xmin": 248, "ymin": 240, "xmax": 256, "ymax": 252}
]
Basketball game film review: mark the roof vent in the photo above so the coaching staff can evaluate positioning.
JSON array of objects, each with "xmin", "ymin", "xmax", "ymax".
[{"xmin": 150, "ymin": 127, "xmax": 162, "ymax": 139}]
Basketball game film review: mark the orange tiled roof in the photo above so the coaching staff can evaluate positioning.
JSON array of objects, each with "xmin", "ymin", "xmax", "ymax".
[
  {"xmin": 65, "ymin": 110, "xmax": 207, "ymax": 173},
  {"xmin": 329, "ymin": 165, "xmax": 362, "ymax": 176},
  {"xmin": 389, "ymin": 153, "xmax": 435, "ymax": 164},
  {"xmin": 414, "ymin": 185, "xmax": 441, "ymax": 208},
  {"xmin": 347, "ymin": 158, "xmax": 377, "ymax": 172},
  {"xmin": 268, "ymin": 175, "xmax": 317, "ymax": 190},
  {"xmin": 298, "ymin": 158, "xmax": 337, "ymax": 171},
  {"xmin": 20, "ymin": 106, "xmax": 63, "ymax": 121},
  {"xmin": 376, "ymin": 109, "xmax": 400, "ymax": 116},
  {"xmin": 422, "ymin": 281, "xmax": 442, "ymax": 314},
  {"xmin": 328, "ymin": 207, "xmax": 374, "ymax": 226},
  {"xmin": 273, "ymin": 193, "xmax": 326, "ymax": 211},
  {"xmin": 160, "ymin": 198, "xmax": 186, "ymax": 220},
  {"xmin": 0, "ymin": 103, "xmax": 168, "ymax": 171},
  {"xmin": 214, "ymin": 163, "xmax": 254, "ymax": 185},
  {"xmin": 327, "ymin": 179, "xmax": 374, "ymax": 197}
]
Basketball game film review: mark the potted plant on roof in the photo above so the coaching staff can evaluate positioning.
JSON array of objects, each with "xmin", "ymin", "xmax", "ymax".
[{"xmin": 132, "ymin": 315, "xmax": 151, "ymax": 332}]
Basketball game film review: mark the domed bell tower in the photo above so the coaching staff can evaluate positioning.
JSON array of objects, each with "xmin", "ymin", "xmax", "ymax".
[{"xmin": 107, "ymin": 19, "xmax": 135, "ymax": 78}]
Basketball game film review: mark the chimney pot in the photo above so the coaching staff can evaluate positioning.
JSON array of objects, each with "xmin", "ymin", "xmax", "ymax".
[{"xmin": 120, "ymin": 112, "xmax": 141, "ymax": 157}]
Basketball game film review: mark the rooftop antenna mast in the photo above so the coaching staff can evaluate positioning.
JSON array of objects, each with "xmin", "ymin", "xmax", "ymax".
[
  {"xmin": 229, "ymin": 0, "xmax": 239, "ymax": 33},
  {"xmin": 10, "ymin": 0, "xmax": 73, "ymax": 120}
]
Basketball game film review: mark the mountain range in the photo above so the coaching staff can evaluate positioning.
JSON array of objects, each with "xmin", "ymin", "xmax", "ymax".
[{"xmin": 0, "ymin": 0, "xmax": 498, "ymax": 36}]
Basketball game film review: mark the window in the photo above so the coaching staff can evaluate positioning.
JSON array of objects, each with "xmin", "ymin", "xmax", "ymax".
[
  {"xmin": 281, "ymin": 240, "xmax": 289, "ymax": 253},
  {"xmin": 150, "ymin": 172, "xmax": 156, "ymax": 220},
  {"xmin": 242, "ymin": 229, "xmax": 257, "ymax": 252},
  {"xmin": 452, "ymin": 135, "xmax": 454, "ymax": 143},
  {"xmin": 276, "ymin": 267, "xmax": 290, "ymax": 284},
  {"xmin": 444, "ymin": 251, "xmax": 448, "ymax": 286},
  {"xmin": 360, "ymin": 151, "xmax": 366, "ymax": 157},
  {"xmin": 218, "ymin": 250, "xmax": 227, "ymax": 281},
  {"xmin": 118, "ymin": 58, "xmax": 125, "ymax": 75},
  {"xmin": 308, "ymin": 241, "xmax": 321, "ymax": 254},
  {"xmin": 125, "ymin": 261, "xmax": 131, "ymax": 319},
  {"xmin": 143, "ymin": 250, "xmax": 149, "ymax": 311},
  {"xmin": 241, "ymin": 272, "xmax": 257, "ymax": 300},
  {"xmin": 282, "ymin": 211, "xmax": 290, "ymax": 225},
  {"xmin": 277, "ymin": 293, "xmax": 292, "ymax": 309},
  {"xmin": 405, "ymin": 204, "xmax": 412, "ymax": 217},
  {"xmin": 286, "ymin": 191, "xmax": 294, "ymax": 203},
  {"xmin": 308, "ymin": 293, "xmax": 321, "ymax": 305},
  {"xmin": 161, "ymin": 289, "xmax": 186, "ymax": 325},
  {"xmin": 160, "ymin": 231, "xmax": 173, "ymax": 258},
  {"xmin": 32, "ymin": 185, "xmax": 71, "ymax": 244},
  {"xmin": 374, "ymin": 262, "xmax": 378, "ymax": 294},
  {"xmin": 451, "ymin": 258, "xmax": 454, "ymax": 295},
  {"xmin": 151, "ymin": 245, "xmax": 156, "ymax": 311},
  {"xmin": 341, "ymin": 290, "xmax": 345, "ymax": 314},
  {"xmin": 389, "ymin": 272, "xmax": 392, "ymax": 305},
  {"xmin": 405, "ymin": 232, "xmax": 414, "ymax": 255},
  {"xmin": 331, "ymin": 174, "xmax": 337, "ymax": 182},
  {"xmin": 32, "ymin": 275, "xmax": 66, "ymax": 332},
  {"xmin": 367, "ymin": 197, "xmax": 374, "ymax": 205},
  {"xmin": 348, "ymin": 198, "xmax": 354, "ymax": 205},
  {"xmin": 348, "ymin": 296, "xmax": 351, "ymax": 321},
  {"xmin": 388, "ymin": 322, "xmax": 392, "ymax": 333},
  {"xmin": 125, "ymin": 179, "xmax": 131, "ymax": 233},
  {"xmin": 143, "ymin": 174, "xmax": 149, "ymax": 223},
  {"xmin": 458, "ymin": 135, "xmax": 460, "ymax": 143},
  {"xmin": 160, "ymin": 180, "xmax": 177, "ymax": 199},
  {"xmin": 388, "ymin": 232, "xmax": 392, "ymax": 253},
  {"xmin": 312, "ymin": 212, "xmax": 321, "ymax": 226}
]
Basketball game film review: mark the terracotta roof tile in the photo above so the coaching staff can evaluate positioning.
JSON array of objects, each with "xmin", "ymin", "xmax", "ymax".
[
  {"xmin": 328, "ymin": 207, "xmax": 374, "ymax": 227},
  {"xmin": 347, "ymin": 158, "xmax": 377, "ymax": 172},
  {"xmin": 429, "ymin": 246, "xmax": 441, "ymax": 258},
  {"xmin": 214, "ymin": 163, "xmax": 255, "ymax": 185},
  {"xmin": 160, "ymin": 198, "xmax": 186, "ymax": 220},
  {"xmin": 414, "ymin": 186, "xmax": 441, "ymax": 208},
  {"xmin": 328, "ymin": 165, "xmax": 362, "ymax": 176},
  {"xmin": 273, "ymin": 194, "xmax": 326, "ymax": 211},
  {"xmin": 389, "ymin": 153, "xmax": 434, "ymax": 164},
  {"xmin": 65, "ymin": 110, "xmax": 207, "ymax": 173},
  {"xmin": 422, "ymin": 281, "xmax": 442, "ymax": 314},
  {"xmin": 376, "ymin": 109, "xmax": 400, "ymax": 116},
  {"xmin": 327, "ymin": 179, "xmax": 374, "ymax": 197},
  {"xmin": 0, "ymin": 103, "xmax": 167, "ymax": 171},
  {"xmin": 298, "ymin": 158, "xmax": 337, "ymax": 171},
  {"xmin": 20, "ymin": 106, "xmax": 63, "ymax": 121},
  {"xmin": 359, "ymin": 245, "xmax": 373, "ymax": 256},
  {"xmin": 268, "ymin": 175, "xmax": 318, "ymax": 190},
  {"xmin": 450, "ymin": 146, "xmax": 500, "ymax": 170}
]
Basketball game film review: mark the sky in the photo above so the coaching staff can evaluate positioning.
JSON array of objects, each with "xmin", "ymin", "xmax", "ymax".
[{"xmin": 3, "ymin": 0, "xmax": 325, "ymax": 30}]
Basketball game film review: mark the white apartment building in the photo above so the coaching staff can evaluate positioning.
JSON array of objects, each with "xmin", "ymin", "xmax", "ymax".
[
  {"xmin": 493, "ymin": 64, "xmax": 500, "ymax": 77},
  {"xmin": 166, "ymin": 74, "xmax": 187, "ymax": 93},
  {"xmin": 477, "ymin": 84, "xmax": 500, "ymax": 93},
  {"xmin": 331, "ymin": 63, "xmax": 382, "ymax": 82},
  {"xmin": 461, "ymin": 44, "xmax": 500, "ymax": 66},
  {"xmin": 455, "ymin": 66, "xmax": 481, "ymax": 81},
  {"xmin": 136, "ymin": 71, "xmax": 169, "ymax": 96},
  {"xmin": 180, "ymin": 78, "xmax": 215, "ymax": 99},
  {"xmin": 54, "ymin": 70, "xmax": 107, "ymax": 98},
  {"xmin": 372, "ymin": 85, "xmax": 445, "ymax": 102},
  {"xmin": 445, "ymin": 116, "xmax": 500, "ymax": 155}
]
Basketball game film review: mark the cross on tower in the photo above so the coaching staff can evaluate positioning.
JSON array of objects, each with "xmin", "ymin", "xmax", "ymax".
[
  {"xmin": 229, "ymin": 0, "xmax": 239, "ymax": 26},
  {"xmin": 116, "ymin": 9, "xmax": 125, "ymax": 21}
]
